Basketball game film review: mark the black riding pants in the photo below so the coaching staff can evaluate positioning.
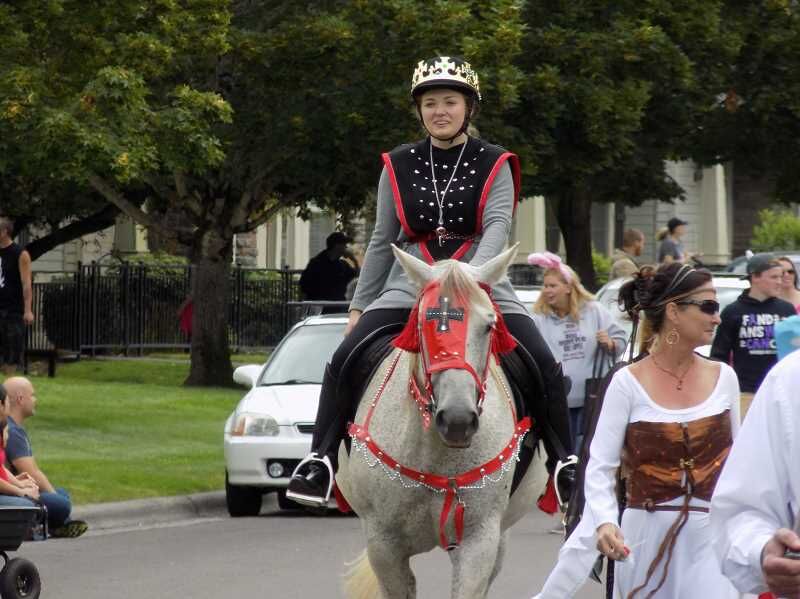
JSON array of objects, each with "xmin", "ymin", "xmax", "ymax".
[{"xmin": 314, "ymin": 309, "xmax": 570, "ymax": 462}]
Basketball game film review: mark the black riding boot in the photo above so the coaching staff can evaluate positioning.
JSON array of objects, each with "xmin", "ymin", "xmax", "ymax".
[
  {"xmin": 539, "ymin": 362, "xmax": 576, "ymax": 501},
  {"xmin": 286, "ymin": 364, "xmax": 343, "ymax": 506}
]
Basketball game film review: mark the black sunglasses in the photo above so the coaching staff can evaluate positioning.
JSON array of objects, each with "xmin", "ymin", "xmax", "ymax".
[{"xmin": 675, "ymin": 299, "xmax": 720, "ymax": 315}]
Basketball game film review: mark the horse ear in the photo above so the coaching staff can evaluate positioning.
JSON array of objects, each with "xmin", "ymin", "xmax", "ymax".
[
  {"xmin": 474, "ymin": 243, "xmax": 519, "ymax": 287},
  {"xmin": 391, "ymin": 244, "xmax": 435, "ymax": 290}
]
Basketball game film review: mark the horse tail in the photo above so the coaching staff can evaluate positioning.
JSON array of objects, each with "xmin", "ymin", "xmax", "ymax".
[{"xmin": 343, "ymin": 549, "xmax": 379, "ymax": 599}]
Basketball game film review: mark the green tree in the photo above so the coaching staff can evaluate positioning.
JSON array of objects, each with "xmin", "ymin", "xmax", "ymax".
[
  {"xmin": 0, "ymin": 1, "xmax": 525, "ymax": 385},
  {"xmin": 515, "ymin": 1, "xmax": 739, "ymax": 288},
  {"xmin": 693, "ymin": 2, "xmax": 800, "ymax": 203}
]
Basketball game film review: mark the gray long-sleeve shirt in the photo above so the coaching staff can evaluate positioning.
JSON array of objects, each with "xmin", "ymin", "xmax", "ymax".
[
  {"xmin": 350, "ymin": 162, "xmax": 528, "ymax": 316},
  {"xmin": 532, "ymin": 301, "xmax": 627, "ymax": 407}
]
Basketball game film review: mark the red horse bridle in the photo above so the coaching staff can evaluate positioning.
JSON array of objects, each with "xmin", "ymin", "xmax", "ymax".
[
  {"xmin": 397, "ymin": 281, "xmax": 516, "ymax": 425},
  {"xmin": 346, "ymin": 279, "xmax": 531, "ymax": 550}
]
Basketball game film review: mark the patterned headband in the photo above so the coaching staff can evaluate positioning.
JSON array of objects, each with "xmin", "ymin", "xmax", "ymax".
[{"xmin": 527, "ymin": 251, "xmax": 573, "ymax": 284}]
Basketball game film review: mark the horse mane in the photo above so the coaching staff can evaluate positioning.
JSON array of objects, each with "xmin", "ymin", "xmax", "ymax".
[{"xmin": 436, "ymin": 260, "xmax": 494, "ymax": 313}]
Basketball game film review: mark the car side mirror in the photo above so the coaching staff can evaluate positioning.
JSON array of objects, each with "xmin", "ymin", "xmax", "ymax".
[{"xmin": 233, "ymin": 364, "xmax": 262, "ymax": 389}]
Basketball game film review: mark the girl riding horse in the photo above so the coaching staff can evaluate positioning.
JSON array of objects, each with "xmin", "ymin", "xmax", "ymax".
[{"xmin": 287, "ymin": 56, "xmax": 574, "ymax": 507}]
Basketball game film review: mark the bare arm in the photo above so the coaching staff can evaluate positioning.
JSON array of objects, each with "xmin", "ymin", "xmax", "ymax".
[
  {"xmin": 11, "ymin": 456, "xmax": 56, "ymax": 494},
  {"xmin": 19, "ymin": 250, "xmax": 33, "ymax": 324}
]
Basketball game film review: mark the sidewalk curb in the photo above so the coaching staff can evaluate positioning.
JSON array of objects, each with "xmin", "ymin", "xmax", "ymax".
[{"xmin": 72, "ymin": 491, "xmax": 226, "ymax": 532}]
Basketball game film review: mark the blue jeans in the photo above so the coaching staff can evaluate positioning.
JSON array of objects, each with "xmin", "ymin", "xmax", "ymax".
[
  {"xmin": 39, "ymin": 487, "xmax": 72, "ymax": 529},
  {"xmin": 0, "ymin": 494, "xmax": 37, "ymax": 508}
]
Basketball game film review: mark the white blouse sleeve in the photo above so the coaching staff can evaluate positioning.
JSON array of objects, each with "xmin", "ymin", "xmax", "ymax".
[
  {"xmin": 584, "ymin": 369, "xmax": 633, "ymax": 529},
  {"xmin": 711, "ymin": 363, "xmax": 795, "ymax": 594}
]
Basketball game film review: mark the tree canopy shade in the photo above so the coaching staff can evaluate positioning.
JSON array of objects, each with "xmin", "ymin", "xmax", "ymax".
[
  {"xmin": 693, "ymin": 1, "xmax": 800, "ymax": 203},
  {"xmin": 514, "ymin": 0, "xmax": 740, "ymax": 287},
  {"xmin": 0, "ymin": 0, "xmax": 527, "ymax": 385}
]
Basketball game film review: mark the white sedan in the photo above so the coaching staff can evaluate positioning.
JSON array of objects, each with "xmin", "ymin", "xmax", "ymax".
[
  {"xmin": 595, "ymin": 274, "xmax": 750, "ymax": 357},
  {"xmin": 224, "ymin": 314, "xmax": 346, "ymax": 516}
]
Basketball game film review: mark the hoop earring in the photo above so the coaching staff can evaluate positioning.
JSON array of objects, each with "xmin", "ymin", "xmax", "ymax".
[{"xmin": 665, "ymin": 328, "xmax": 680, "ymax": 346}]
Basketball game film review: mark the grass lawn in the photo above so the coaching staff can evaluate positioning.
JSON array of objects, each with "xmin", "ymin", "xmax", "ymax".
[
  {"xmin": 22, "ymin": 359, "xmax": 243, "ymax": 505},
  {"xmin": 137, "ymin": 351, "xmax": 269, "ymax": 364}
]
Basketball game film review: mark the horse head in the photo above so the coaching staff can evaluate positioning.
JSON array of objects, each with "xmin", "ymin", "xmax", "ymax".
[{"xmin": 392, "ymin": 244, "xmax": 518, "ymax": 448}]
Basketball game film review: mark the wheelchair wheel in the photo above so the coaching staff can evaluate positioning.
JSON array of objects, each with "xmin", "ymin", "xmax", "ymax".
[{"xmin": 0, "ymin": 557, "xmax": 41, "ymax": 599}]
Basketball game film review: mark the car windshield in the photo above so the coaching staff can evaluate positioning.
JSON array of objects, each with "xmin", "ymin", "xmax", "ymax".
[{"xmin": 258, "ymin": 323, "xmax": 345, "ymax": 386}]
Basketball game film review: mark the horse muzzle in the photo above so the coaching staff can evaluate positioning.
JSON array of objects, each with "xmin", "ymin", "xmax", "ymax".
[{"xmin": 435, "ymin": 408, "xmax": 479, "ymax": 448}]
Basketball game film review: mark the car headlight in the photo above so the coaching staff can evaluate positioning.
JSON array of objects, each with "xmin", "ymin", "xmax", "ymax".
[{"xmin": 231, "ymin": 413, "xmax": 280, "ymax": 437}]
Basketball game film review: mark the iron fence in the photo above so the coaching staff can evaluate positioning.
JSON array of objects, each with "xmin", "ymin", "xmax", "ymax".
[{"xmin": 29, "ymin": 262, "xmax": 305, "ymax": 354}]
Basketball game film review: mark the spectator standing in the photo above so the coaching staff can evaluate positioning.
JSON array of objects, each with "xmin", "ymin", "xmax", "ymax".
[
  {"xmin": 3, "ymin": 377, "xmax": 88, "ymax": 538},
  {"xmin": 299, "ymin": 232, "xmax": 360, "ymax": 311},
  {"xmin": 777, "ymin": 256, "xmax": 800, "ymax": 312},
  {"xmin": 656, "ymin": 216, "xmax": 689, "ymax": 264},
  {"xmin": 609, "ymin": 228, "xmax": 645, "ymax": 280},
  {"xmin": 177, "ymin": 294, "xmax": 193, "ymax": 349},
  {"xmin": 711, "ymin": 350, "xmax": 800, "ymax": 598},
  {"xmin": 0, "ymin": 217, "xmax": 34, "ymax": 375},
  {"xmin": 528, "ymin": 251, "xmax": 626, "ymax": 450},
  {"xmin": 710, "ymin": 253, "xmax": 795, "ymax": 418}
]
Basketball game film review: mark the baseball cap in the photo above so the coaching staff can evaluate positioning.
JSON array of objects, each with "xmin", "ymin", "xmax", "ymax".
[
  {"xmin": 326, "ymin": 231, "xmax": 352, "ymax": 248},
  {"xmin": 742, "ymin": 252, "xmax": 781, "ymax": 279},
  {"xmin": 667, "ymin": 217, "xmax": 688, "ymax": 232}
]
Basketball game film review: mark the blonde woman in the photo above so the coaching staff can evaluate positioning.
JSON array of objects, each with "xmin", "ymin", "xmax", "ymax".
[{"xmin": 528, "ymin": 252, "xmax": 626, "ymax": 449}]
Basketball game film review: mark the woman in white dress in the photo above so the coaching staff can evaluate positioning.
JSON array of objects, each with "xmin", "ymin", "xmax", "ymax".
[{"xmin": 533, "ymin": 262, "xmax": 741, "ymax": 598}]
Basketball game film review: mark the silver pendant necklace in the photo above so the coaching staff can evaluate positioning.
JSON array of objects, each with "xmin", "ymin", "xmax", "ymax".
[{"xmin": 429, "ymin": 138, "xmax": 468, "ymax": 246}]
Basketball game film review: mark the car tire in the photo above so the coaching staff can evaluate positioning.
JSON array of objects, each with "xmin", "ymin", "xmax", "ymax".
[
  {"xmin": 0, "ymin": 557, "xmax": 41, "ymax": 599},
  {"xmin": 225, "ymin": 472, "xmax": 262, "ymax": 517}
]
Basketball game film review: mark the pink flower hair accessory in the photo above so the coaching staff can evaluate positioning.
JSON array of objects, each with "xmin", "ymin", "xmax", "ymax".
[{"xmin": 527, "ymin": 251, "xmax": 573, "ymax": 284}]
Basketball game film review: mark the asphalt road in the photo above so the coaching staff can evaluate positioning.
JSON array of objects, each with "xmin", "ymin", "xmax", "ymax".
[{"xmin": 21, "ymin": 495, "xmax": 600, "ymax": 599}]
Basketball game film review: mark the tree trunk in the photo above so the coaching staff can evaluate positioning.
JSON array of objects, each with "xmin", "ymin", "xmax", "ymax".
[
  {"xmin": 553, "ymin": 188, "xmax": 597, "ymax": 291},
  {"xmin": 185, "ymin": 229, "xmax": 235, "ymax": 387}
]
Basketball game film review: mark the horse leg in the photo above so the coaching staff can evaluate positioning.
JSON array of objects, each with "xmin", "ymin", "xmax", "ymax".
[
  {"xmin": 366, "ymin": 539, "xmax": 416, "ymax": 599},
  {"xmin": 448, "ymin": 525, "xmax": 503, "ymax": 599},
  {"xmin": 487, "ymin": 531, "xmax": 508, "ymax": 590}
]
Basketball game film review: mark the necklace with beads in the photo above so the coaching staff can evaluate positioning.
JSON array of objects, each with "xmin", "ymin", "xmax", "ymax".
[
  {"xmin": 650, "ymin": 353, "xmax": 694, "ymax": 391},
  {"xmin": 429, "ymin": 138, "xmax": 468, "ymax": 246}
]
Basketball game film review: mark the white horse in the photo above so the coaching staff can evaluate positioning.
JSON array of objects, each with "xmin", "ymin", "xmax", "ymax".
[{"xmin": 336, "ymin": 245, "xmax": 548, "ymax": 599}]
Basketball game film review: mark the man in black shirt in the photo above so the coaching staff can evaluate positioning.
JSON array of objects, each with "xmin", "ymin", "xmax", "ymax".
[
  {"xmin": 0, "ymin": 217, "xmax": 33, "ymax": 375},
  {"xmin": 711, "ymin": 253, "xmax": 796, "ymax": 418},
  {"xmin": 299, "ymin": 232, "xmax": 359, "ymax": 311}
]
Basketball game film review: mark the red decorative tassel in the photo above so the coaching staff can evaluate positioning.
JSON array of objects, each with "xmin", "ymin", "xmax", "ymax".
[
  {"xmin": 478, "ymin": 283, "xmax": 518, "ymax": 355},
  {"xmin": 537, "ymin": 475, "xmax": 559, "ymax": 515},
  {"xmin": 333, "ymin": 482, "xmax": 352, "ymax": 514},
  {"xmin": 392, "ymin": 306, "xmax": 420, "ymax": 352},
  {"xmin": 758, "ymin": 594, "xmax": 776, "ymax": 599},
  {"xmin": 491, "ymin": 309, "xmax": 518, "ymax": 355}
]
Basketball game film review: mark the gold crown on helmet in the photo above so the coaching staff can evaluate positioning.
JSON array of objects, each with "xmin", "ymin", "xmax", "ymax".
[{"xmin": 411, "ymin": 56, "xmax": 481, "ymax": 100}]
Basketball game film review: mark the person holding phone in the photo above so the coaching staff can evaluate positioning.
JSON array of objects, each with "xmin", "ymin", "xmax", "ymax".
[{"xmin": 711, "ymin": 349, "xmax": 800, "ymax": 598}]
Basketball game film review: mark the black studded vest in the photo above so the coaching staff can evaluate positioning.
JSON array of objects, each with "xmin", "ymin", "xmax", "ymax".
[{"xmin": 382, "ymin": 137, "xmax": 520, "ymax": 263}]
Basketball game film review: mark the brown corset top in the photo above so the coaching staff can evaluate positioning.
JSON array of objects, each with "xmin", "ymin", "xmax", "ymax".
[{"xmin": 623, "ymin": 410, "xmax": 732, "ymax": 509}]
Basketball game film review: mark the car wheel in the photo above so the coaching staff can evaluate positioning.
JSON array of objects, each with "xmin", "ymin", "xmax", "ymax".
[
  {"xmin": 0, "ymin": 558, "xmax": 41, "ymax": 599},
  {"xmin": 225, "ymin": 472, "xmax": 262, "ymax": 517},
  {"xmin": 276, "ymin": 489, "xmax": 301, "ymax": 511}
]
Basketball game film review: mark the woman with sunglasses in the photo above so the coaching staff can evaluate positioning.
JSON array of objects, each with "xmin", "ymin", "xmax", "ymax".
[
  {"xmin": 777, "ymin": 256, "xmax": 800, "ymax": 313},
  {"xmin": 581, "ymin": 263, "xmax": 740, "ymax": 598}
]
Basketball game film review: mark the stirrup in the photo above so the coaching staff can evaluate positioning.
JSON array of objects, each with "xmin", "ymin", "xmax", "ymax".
[
  {"xmin": 285, "ymin": 453, "xmax": 334, "ymax": 507},
  {"xmin": 554, "ymin": 454, "xmax": 579, "ymax": 509}
]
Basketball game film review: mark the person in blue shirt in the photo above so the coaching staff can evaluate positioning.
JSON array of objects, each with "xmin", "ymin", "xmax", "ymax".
[{"xmin": 3, "ymin": 376, "xmax": 88, "ymax": 538}]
